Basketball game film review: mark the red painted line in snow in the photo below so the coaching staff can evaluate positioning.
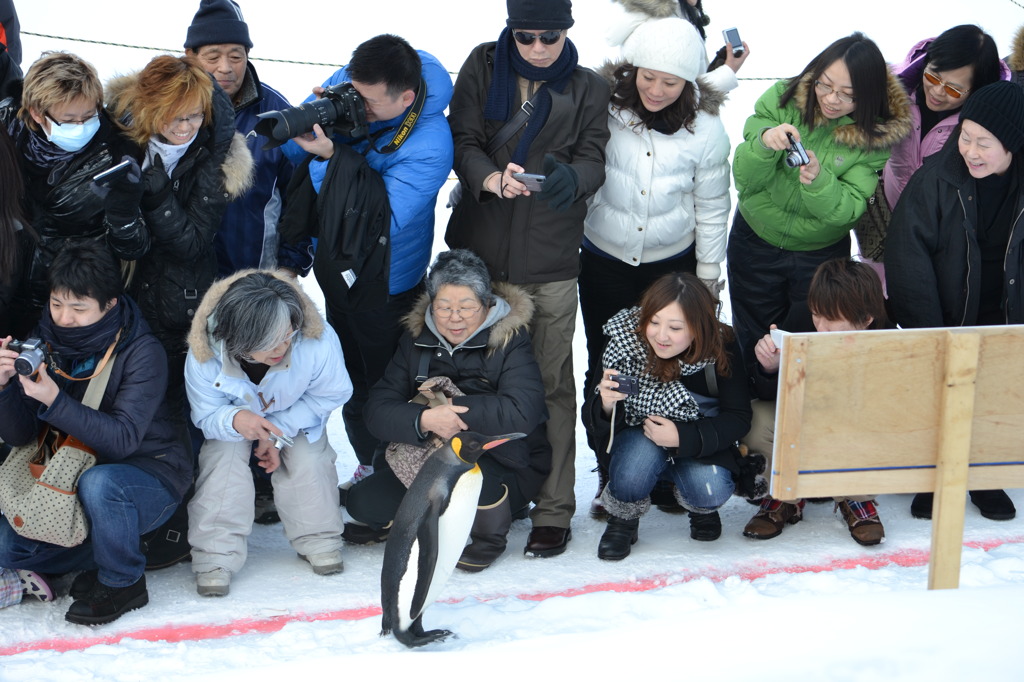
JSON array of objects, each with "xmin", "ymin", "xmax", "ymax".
[{"xmin": 3, "ymin": 535, "xmax": 1022, "ymax": 657}]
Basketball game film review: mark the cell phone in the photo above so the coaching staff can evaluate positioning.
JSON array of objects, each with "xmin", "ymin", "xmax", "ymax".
[
  {"xmin": 610, "ymin": 374, "xmax": 639, "ymax": 396},
  {"xmin": 770, "ymin": 328, "xmax": 789, "ymax": 348},
  {"xmin": 511, "ymin": 172, "xmax": 546, "ymax": 192},
  {"xmin": 92, "ymin": 159, "xmax": 133, "ymax": 186},
  {"xmin": 269, "ymin": 432, "xmax": 294, "ymax": 449},
  {"xmin": 722, "ymin": 27, "xmax": 744, "ymax": 57}
]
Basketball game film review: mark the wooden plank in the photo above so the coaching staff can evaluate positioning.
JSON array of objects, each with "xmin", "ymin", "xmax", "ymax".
[
  {"xmin": 771, "ymin": 335, "xmax": 808, "ymax": 501},
  {"xmin": 928, "ymin": 332, "xmax": 980, "ymax": 590}
]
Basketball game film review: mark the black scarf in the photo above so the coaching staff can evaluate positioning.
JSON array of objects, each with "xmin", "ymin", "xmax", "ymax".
[
  {"xmin": 483, "ymin": 28, "xmax": 578, "ymax": 166},
  {"xmin": 38, "ymin": 295, "xmax": 137, "ymax": 378}
]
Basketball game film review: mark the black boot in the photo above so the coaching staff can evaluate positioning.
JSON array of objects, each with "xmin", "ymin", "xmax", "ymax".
[
  {"xmin": 689, "ymin": 510, "xmax": 722, "ymax": 541},
  {"xmin": 65, "ymin": 575, "xmax": 148, "ymax": 626},
  {"xmin": 598, "ymin": 516, "xmax": 639, "ymax": 561},
  {"xmin": 970, "ymin": 489, "xmax": 1016, "ymax": 520},
  {"xmin": 458, "ymin": 486, "xmax": 513, "ymax": 572},
  {"xmin": 910, "ymin": 492, "xmax": 933, "ymax": 519}
]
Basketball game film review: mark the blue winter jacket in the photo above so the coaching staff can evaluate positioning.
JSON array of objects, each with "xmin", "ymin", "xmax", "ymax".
[
  {"xmin": 218, "ymin": 62, "xmax": 312, "ymax": 276},
  {"xmin": 284, "ymin": 51, "xmax": 454, "ymax": 295}
]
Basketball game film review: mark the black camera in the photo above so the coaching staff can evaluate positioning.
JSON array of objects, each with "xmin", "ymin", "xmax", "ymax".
[
  {"xmin": 8, "ymin": 337, "xmax": 48, "ymax": 376},
  {"xmin": 254, "ymin": 82, "xmax": 369, "ymax": 150},
  {"xmin": 784, "ymin": 132, "xmax": 810, "ymax": 168}
]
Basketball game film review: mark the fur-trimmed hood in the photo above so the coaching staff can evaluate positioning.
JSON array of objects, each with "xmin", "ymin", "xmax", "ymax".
[
  {"xmin": 598, "ymin": 59, "xmax": 727, "ymax": 118},
  {"xmin": 1010, "ymin": 24, "xmax": 1024, "ymax": 72},
  {"xmin": 186, "ymin": 269, "xmax": 325, "ymax": 363},
  {"xmin": 401, "ymin": 281, "xmax": 535, "ymax": 353},
  {"xmin": 790, "ymin": 70, "xmax": 912, "ymax": 151},
  {"xmin": 105, "ymin": 71, "xmax": 254, "ymax": 199}
]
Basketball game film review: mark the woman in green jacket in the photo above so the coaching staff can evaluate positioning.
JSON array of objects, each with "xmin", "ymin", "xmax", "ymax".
[{"xmin": 726, "ymin": 33, "xmax": 910, "ymax": 364}]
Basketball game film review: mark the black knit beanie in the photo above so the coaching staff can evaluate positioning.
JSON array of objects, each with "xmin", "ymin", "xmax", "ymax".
[
  {"xmin": 960, "ymin": 81, "xmax": 1024, "ymax": 153},
  {"xmin": 506, "ymin": 0, "xmax": 574, "ymax": 30},
  {"xmin": 184, "ymin": 0, "xmax": 253, "ymax": 50}
]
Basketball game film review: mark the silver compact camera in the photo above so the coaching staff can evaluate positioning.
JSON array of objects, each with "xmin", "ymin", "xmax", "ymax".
[
  {"xmin": 784, "ymin": 132, "xmax": 810, "ymax": 168},
  {"xmin": 269, "ymin": 432, "xmax": 295, "ymax": 450},
  {"xmin": 8, "ymin": 337, "xmax": 48, "ymax": 376}
]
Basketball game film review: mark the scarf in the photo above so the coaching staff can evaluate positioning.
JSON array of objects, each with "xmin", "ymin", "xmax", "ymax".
[
  {"xmin": 146, "ymin": 133, "xmax": 196, "ymax": 176},
  {"xmin": 483, "ymin": 27, "xmax": 578, "ymax": 166},
  {"xmin": 600, "ymin": 307, "xmax": 708, "ymax": 427},
  {"xmin": 38, "ymin": 295, "xmax": 137, "ymax": 379},
  {"xmin": 13, "ymin": 118, "xmax": 79, "ymax": 187}
]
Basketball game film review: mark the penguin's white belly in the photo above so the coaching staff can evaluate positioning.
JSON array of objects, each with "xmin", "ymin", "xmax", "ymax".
[{"xmin": 396, "ymin": 465, "xmax": 483, "ymax": 629}]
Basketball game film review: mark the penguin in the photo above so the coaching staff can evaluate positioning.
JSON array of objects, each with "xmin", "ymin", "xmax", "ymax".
[{"xmin": 380, "ymin": 430, "xmax": 525, "ymax": 648}]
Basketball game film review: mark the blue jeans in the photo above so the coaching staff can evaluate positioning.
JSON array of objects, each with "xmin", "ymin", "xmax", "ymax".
[
  {"xmin": 0, "ymin": 464, "xmax": 178, "ymax": 588},
  {"xmin": 608, "ymin": 427, "xmax": 734, "ymax": 513}
]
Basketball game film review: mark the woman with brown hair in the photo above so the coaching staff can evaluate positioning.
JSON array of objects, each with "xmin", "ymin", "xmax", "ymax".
[{"xmin": 583, "ymin": 272, "xmax": 751, "ymax": 560}]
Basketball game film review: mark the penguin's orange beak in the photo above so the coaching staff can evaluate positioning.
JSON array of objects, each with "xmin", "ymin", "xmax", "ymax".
[{"xmin": 482, "ymin": 432, "xmax": 527, "ymax": 449}]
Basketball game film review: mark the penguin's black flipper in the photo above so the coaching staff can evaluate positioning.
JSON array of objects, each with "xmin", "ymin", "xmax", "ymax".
[
  {"xmin": 394, "ymin": 617, "xmax": 453, "ymax": 648},
  {"xmin": 409, "ymin": 492, "xmax": 445, "ymax": 621}
]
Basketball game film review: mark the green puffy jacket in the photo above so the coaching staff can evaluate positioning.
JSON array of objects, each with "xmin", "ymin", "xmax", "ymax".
[{"xmin": 733, "ymin": 73, "xmax": 911, "ymax": 251}]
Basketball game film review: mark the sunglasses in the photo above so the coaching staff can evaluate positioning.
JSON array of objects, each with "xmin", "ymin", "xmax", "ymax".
[
  {"xmin": 923, "ymin": 70, "xmax": 967, "ymax": 99},
  {"xmin": 512, "ymin": 30, "xmax": 563, "ymax": 46}
]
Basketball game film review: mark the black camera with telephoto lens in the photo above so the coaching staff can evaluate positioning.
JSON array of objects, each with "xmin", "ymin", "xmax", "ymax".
[
  {"xmin": 254, "ymin": 82, "xmax": 369, "ymax": 150},
  {"xmin": 784, "ymin": 132, "xmax": 810, "ymax": 168},
  {"xmin": 8, "ymin": 337, "xmax": 49, "ymax": 376}
]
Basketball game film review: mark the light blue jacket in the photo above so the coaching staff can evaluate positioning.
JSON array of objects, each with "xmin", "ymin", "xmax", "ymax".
[{"xmin": 185, "ymin": 271, "xmax": 352, "ymax": 443}]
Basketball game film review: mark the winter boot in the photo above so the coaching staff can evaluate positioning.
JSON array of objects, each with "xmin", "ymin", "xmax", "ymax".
[
  {"xmin": 598, "ymin": 516, "xmax": 640, "ymax": 561},
  {"xmin": 18, "ymin": 570, "xmax": 55, "ymax": 602},
  {"xmin": 743, "ymin": 498, "xmax": 804, "ymax": 539},
  {"xmin": 651, "ymin": 479, "xmax": 685, "ymax": 514},
  {"xmin": 342, "ymin": 520, "xmax": 391, "ymax": 545},
  {"xmin": 590, "ymin": 466, "xmax": 609, "ymax": 519},
  {"xmin": 910, "ymin": 492, "xmax": 933, "ymax": 519},
  {"xmin": 65, "ymin": 575, "xmax": 148, "ymax": 625},
  {"xmin": 457, "ymin": 485, "xmax": 513, "ymax": 572},
  {"xmin": 969, "ymin": 489, "xmax": 1016, "ymax": 520},
  {"xmin": 836, "ymin": 499, "xmax": 885, "ymax": 546},
  {"xmin": 689, "ymin": 510, "xmax": 722, "ymax": 541}
]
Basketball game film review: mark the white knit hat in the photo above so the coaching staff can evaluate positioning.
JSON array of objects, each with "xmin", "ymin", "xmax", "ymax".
[{"xmin": 621, "ymin": 17, "xmax": 703, "ymax": 81}]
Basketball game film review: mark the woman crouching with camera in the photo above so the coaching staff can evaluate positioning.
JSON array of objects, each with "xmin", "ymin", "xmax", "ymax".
[
  {"xmin": 726, "ymin": 33, "xmax": 911, "ymax": 368},
  {"xmin": 584, "ymin": 272, "xmax": 751, "ymax": 560},
  {"xmin": 0, "ymin": 242, "xmax": 191, "ymax": 623}
]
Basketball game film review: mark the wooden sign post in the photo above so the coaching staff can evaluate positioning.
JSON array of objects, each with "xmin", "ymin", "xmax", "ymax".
[{"xmin": 771, "ymin": 326, "xmax": 1024, "ymax": 589}]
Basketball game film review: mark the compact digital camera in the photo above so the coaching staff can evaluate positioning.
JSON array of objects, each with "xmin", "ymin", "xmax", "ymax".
[
  {"xmin": 784, "ymin": 132, "xmax": 810, "ymax": 168},
  {"xmin": 8, "ymin": 337, "xmax": 49, "ymax": 376}
]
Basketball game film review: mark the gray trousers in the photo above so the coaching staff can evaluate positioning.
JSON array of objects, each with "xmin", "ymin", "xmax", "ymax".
[{"xmin": 189, "ymin": 432, "xmax": 344, "ymax": 574}]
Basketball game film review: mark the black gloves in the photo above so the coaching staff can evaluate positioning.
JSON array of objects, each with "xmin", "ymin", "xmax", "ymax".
[
  {"xmin": 538, "ymin": 154, "xmax": 578, "ymax": 212},
  {"xmin": 140, "ymin": 155, "xmax": 172, "ymax": 212},
  {"xmin": 97, "ymin": 156, "xmax": 143, "ymax": 227}
]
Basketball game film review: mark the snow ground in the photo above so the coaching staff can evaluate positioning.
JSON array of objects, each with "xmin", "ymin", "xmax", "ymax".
[{"xmin": 5, "ymin": 1, "xmax": 1024, "ymax": 679}]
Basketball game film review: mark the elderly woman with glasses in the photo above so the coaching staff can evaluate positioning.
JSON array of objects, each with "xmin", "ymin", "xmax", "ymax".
[
  {"xmin": 345, "ymin": 250, "xmax": 551, "ymax": 573},
  {"xmin": 726, "ymin": 33, "xmax": 911, "ymax": 370},
  {"xmin": 106, "ymin": 54, "xmax": 253, "ymax": 450},
  {"xmin": 184, "ymin": 270, "xmax": 352, "ymax": 597},
  {"xmin": 0, "ymin": 51, "xmax": 147, "ymax": 331}
]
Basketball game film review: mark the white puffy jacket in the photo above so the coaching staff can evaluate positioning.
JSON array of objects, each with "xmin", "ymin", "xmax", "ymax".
[{"xmin": 584, "ymin": 81, "xmax": 731, "ymax": 280}]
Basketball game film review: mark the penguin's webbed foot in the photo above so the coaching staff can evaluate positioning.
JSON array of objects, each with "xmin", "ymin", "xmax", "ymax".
[{"xmin": 394, "ymin": 624, "xmax": 454, "ymax": 648}]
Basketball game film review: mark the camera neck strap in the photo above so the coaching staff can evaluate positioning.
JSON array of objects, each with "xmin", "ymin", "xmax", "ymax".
[
  {"xmin": 368, "ymin": 77, "xmax": 427, "ymax": 156},
  {"xmin": 50, "ymin": 332, "xmax": 120, "ymax": 383}
]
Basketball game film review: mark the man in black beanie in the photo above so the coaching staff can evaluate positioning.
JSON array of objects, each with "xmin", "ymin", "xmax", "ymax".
[
  {"xmin": 446, "ymin": 0, "xmax": 610, "ymax": 558},
  {"xmin": 184, "ymin": 0, "xmax": 311, "ymax": 279},
  {"xmin": 888, "ymin": 80, "xmax": 1024, "ymax": 522}
]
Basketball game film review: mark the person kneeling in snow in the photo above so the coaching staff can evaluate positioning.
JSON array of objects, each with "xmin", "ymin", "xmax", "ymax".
[{"xmin": 185, "ymin": 270, "xmax": 351, "ymax": 597}]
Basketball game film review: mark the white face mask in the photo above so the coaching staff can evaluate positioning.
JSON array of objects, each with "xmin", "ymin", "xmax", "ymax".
[{"xmin": 45, "ymin": 115, "xmax": 101, "ymax": 153}]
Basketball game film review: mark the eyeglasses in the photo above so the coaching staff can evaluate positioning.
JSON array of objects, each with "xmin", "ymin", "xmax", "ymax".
[
  {"xmin": 46, "ymin": 111, "xmax": 99, "ymax": 126},
  {"xmin": 432, "ymin": 305, "xmax": 483, "ymax": 319},
  {"xmin": 512, "ymin": 30, "xmax": 563, "ymax": 46},
  {"xmin": 258, "ymin": 328, "xmax": 299, "ymax": 352},
  {"xmin": 169, "ymin": 112, "xmax": 205, "ymax": 126},
  {"xmin": 813, "ymin": 80, "xmax": 856, "ymax": 105},
  {"xmin": 923, "ymin": 70, "xmax": 968, "ymax": 99}
]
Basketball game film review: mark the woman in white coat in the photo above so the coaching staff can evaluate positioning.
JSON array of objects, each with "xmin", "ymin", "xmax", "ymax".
[{"xmin": 580, "ymin": 15, "xmax": 731, "ymax": 520}]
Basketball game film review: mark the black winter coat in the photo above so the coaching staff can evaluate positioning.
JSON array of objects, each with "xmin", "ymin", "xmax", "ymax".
[
  {"xmin": 364, "ymin": 282, "xmax": 551, "ymax": 501},
  {"xmin": 887, "ymin": 139, "xmax": 1024, "ymax": 328},
  {"xmin": 0, "ymin": 101, "xmax": 147, "ymax": 324},
  {"xmin": 0, "ymin": 295, "xmax": 192, "ymax": 500},
  {"xmin": 108, "ymin": 76, "xmax": 253, "ymax": 354}
]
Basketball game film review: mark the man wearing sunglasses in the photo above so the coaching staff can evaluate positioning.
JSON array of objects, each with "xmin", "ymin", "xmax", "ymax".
[{"xmin": 446, "ymin": 0, "xmax": 610, "ymax": 559}]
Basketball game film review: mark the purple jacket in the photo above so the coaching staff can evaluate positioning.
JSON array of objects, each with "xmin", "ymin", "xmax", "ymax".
[{"xmin": 882, "ymin": 38, "xmax": 1012, "ymax": 210}]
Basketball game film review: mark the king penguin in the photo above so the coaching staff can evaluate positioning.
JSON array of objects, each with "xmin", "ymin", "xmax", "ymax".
[{"xmin": 380, "ymin": 430, "xmax": 525, "ymax": 648}]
